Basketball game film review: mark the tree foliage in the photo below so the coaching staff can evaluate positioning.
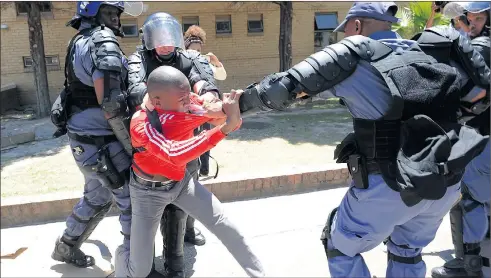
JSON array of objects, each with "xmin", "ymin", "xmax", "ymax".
[{"xmin": 392, "ymin": 2, "xmax": 450, "ymax": 39}]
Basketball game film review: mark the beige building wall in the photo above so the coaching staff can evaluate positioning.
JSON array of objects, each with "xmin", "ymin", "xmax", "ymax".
[{"xmin": 0, "ymin": 1, "xmax": 352, "ymax": 106}]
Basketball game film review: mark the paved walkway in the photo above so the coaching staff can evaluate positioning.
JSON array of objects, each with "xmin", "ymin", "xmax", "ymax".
[{"xmin": 1, "ymin": 187, "xmax": 490, "ymax": 277}]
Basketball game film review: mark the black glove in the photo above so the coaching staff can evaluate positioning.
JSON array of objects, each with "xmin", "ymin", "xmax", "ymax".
[{"xmin": 239, "ymin": 72, "xmax": 295, "ymax": 113}]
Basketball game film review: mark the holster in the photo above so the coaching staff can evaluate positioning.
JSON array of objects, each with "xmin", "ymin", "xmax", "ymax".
[
  {"xmin": 81, "ymin": 145, "xmax": 127, "ymax": 190},
  {"xmin": 334, "ymin": 132, "xmax": 369, "ymax": 189},
  {"xmin": 348, "ymin": 154, "xmax": 369, "ymax": 189}
]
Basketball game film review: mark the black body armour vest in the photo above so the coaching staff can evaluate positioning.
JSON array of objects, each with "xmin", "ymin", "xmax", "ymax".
[
  {"xmin": 140, "ymin": 50, "xmax": 193, "ymax": 80},
  {"xmin": 335, "ymin": 39, "xmax": 489, "ymax": 207},
  {"xmin": 65, "ymin": 29, "xmax": 100, "ymax": 116}
]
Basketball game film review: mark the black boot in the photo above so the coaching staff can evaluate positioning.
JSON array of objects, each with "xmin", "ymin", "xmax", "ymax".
[
  {"xmin": 184, "ymin": 216, "xmax": 206, "ymax": 246},
  {"xmin": 199, "ymin": 151, "xmax": 210, "ymax": 176},
  {"xmin": 431, "ymin": 244, "xmax": 485, "ymax": 278},
  {"xmin": 51, "ymin": 235, "xmax": 95, "ymax": 268},
  {"xmin": 161, "ymin": 204, "xmax": 187, "ymax": 278}
]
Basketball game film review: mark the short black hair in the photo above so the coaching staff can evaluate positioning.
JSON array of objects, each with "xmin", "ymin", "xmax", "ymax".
[{"xmin": 147, "ymin": 66, "xmax": 191, "ymax": 98}]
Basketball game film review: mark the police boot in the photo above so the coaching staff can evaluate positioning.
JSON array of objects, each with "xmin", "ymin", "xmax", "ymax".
[
  {"xmin": 51, "ymin": 235, "xmax": 95, "ymax": 268},
  {"xmin": 184, "ymin": 216, "xmax": 206, "ymax": 246},
  {"xmin": 431, "ymin": 244, "xmax": 486, "ymax": 278},
  {"xmin": 161, "ymin": 205, "xmax": 186, "ymax": 278}
]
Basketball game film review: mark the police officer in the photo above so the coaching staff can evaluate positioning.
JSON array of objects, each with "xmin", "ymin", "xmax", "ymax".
[
  {"xmin": 126, "ymin": 12, "xmax": 219, "ymax": 277},
  {"xmin": 443, "ymin": 1, "xmax": 490, "ymax": 39},
  {"xmin": 431, "ymin": 3, "xmax": 490, "ymax": 277},
  {"xmin": 238, "ymin": 2, "xmax": 490, "ymax": 277},
  {"xmin": 49, "ymin": 1, "xmax": 142, "ymax": 269}
]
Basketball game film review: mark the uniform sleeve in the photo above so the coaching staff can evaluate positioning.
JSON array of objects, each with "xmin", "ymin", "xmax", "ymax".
[
  {"xmin": 142, "ymin": 121, "xmax": 226, "ymax": 167},
  {"xmin": 73, "ymin": 39, "xmax": 98, "ymax": 86},
  {"xmin": 187, "ymin": 52, "xmax": 221, "ymax": 98}
]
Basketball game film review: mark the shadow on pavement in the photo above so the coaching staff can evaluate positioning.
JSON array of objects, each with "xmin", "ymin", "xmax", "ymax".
[
  {"xmin": 1, "ymin": 136, "xmax": 69, "ymax": 169},
  {"xmin": 153, "ymin": 243, "xmax": 198, "ymax": 277},
  {"xmin": 227, "ymin": 107, "xmax": 353, "ymax": 147},
  {"xmin": 421, "ymin": 248, "xmax": 455, "ymax": 262}
]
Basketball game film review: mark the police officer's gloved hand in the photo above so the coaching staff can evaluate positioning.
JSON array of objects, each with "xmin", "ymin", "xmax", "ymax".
[{"xmin": 256, "ymin": 72, "xmax": 295, "ymax": 111}]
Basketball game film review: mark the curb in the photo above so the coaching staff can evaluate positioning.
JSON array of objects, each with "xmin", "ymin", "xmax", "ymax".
[
  {"xmin": 1, "ymin": 131, "xmax": 35, "ymax": 149},
  {"xmin": 1, "ymin": 165, "xmax": 350, "ymax": 228}
]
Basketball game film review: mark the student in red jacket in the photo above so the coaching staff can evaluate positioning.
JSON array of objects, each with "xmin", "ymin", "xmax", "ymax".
[{"xmin": 115, "ymin": 65, "xmax": 265, "ymax": 278}]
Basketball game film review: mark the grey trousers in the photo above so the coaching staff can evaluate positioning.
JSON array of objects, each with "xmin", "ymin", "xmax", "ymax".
[{"xmin": 115, "ymin": 170, "xmax": 265, "ymax": 278}]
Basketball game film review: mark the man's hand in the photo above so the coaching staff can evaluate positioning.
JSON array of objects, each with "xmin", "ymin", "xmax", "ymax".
[
  {"xmin": 199, "ymin": 91, "xmax": 220, "ymax": 104},
  {"xmin": 199, "ymin": 91, "xmax": 226, "ymax": 119},
  {"xmin": 203, "ymin": 101, "xmax": 226, "ymax": 119},
  {"xmin": 140, "ymin": 93, "xmax": 154, "ymax": 111},
  {"xmin": 220, "ymin": 90, "xmax": 243, "ymax": 135},
  {"xmin": 431, "ymin": 2, "xmax": 439, "ymax": 13}
]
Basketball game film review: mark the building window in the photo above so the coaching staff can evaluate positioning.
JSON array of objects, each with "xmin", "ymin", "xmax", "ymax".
[
  {"xmin": 314, "ymin": 13, "xmax": 338, "ymax": 51},
  {"xmin": 16, "ymin": 2, "xmax": 52, "ymax": 15},
  {"xmin": 23, "ymin": 55, "xmax": 60, "ymax": 72},
  {"xmin": 182, "ymin": 16, "xmax": 199, "ymax": 33},
  {"xmin": 247, "ymin": 14, "xmax": 264, "ymax": 33},
  {"xmin": 121, "ymin": 19, "xmax": 138, "ymax": 37},
  {"xmin": 216, "ymin": 15, "xmax": 232, "ymax": 34}
]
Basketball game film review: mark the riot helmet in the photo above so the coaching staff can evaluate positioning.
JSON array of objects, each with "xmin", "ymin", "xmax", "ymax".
[
  {"xmin": 141, "ymin": 13, "xmax": 185, "ymax": 61},
  {"xmin": 443, "ymin": 2, "xmax": 490, "ymax": 38},
  {"xmin": 67, "ymin": 1, "xmax": 143, "ymax": 36}
]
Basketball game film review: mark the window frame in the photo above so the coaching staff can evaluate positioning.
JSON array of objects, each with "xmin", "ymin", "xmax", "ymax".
[
  {"xmin": 15, "ymin": 2, "xmax": 52, "ymax": 16},
  {"xmin": 121, "ymin": 19, "xmax": 139, "ymax": 38},
  {"xmin": 182, "ymin": 16, "xmax": 200, "ymax": 33},
  {"xmin": 22, "ymin": 55, "xmax": 60, "ymax": 72},
  {"xmin": 247, "ymin": 13, "xmax": 264, "ymax": 33},
  {"xmin": 314, "ymin": 12, "xmax": 338, "ymax": 51},
  {"xmin": 215, "ymin": 15, "xmax": 232, "ymax": 34}
]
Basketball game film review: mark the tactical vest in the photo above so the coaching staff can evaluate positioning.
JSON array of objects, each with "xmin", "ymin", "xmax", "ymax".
[
  {"xmin": 140, "ymin": 50, "xmax": 193, "ymax": 80},
  {"xmin": 64, "ymin": 29, "xmax": 100, "ymax": 116},
  {"xmin": 334, "ymin": 38, "xmax": 489, "ymax": 207}
]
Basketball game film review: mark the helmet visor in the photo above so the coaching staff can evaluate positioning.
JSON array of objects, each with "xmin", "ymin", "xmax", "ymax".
[
  {"xmin": 142, "ymin": 15, "xmax": 185, "ymax": 50},
  {"xmin": 123, "ymin": 1, "xmax": 143, "ymax": 16},
  {"xmin": 444, "ymin": 2, "xmax": 490, "ymax": 18}
]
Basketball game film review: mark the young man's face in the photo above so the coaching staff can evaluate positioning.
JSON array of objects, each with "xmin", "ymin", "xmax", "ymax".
[
  {"xmin": 467, "ymin": 11, "xmax": 488, "ymax": 37},
  {"xmin": 97, "ymin": 5, "xmax": 121, "ymax": 30},
  {"xmin": 155, "ymin": 86, "xmax": 191, "ymax": 112}
]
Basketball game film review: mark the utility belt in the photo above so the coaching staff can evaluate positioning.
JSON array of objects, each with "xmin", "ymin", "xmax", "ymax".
[
  {"xmin": 69, "ymin": 131, "xmax": 128, "ymax": 190},
  {"xmin": 334, "ymin": 115, "xmax": 489, "ymax": 207},
  {"xmin": 131, "ymin": 167, "xmax": 176, "ymax": 190}
]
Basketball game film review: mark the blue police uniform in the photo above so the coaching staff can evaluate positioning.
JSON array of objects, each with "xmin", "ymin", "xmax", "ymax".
[
  {"xmin": 430, "ymin": 4, "xmax": 491, "ymax": 275},
  {"xmin": 324, "ymin": 35, "xmax": 462, "ymax": 278},
  {"xmin": 49, "ymin": 1, "xmax": 139, "ymax": 268},
  {"xmin": 237, "ymin": 2, "xmax": 490, "ymax": 277}
]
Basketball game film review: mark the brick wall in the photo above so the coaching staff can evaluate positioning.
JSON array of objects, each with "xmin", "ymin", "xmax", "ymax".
[{"xmin": 0, "ymin": 1, "xmax": 352, "ymax": 106}]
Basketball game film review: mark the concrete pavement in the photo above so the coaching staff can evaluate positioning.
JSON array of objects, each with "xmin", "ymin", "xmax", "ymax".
[{"xmin": 1, "ymin": 187, "xmax": 490, "ymax": 277}]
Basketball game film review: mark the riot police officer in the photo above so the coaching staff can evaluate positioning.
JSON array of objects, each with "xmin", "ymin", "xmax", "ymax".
[
  {"xmin": 238, "ymin": 2, "xmax": 490, "ymax": 277},
  {"xmin": 49, "ymin": 1, "xmax": 142, "ymax": 269},
  {"xmin": 125, "ymin": 12, "xmax": 219, "ymax": 277},
  {"xmin": 443, "ymin": 1, "xmax": 490, "ymax": 39},
  {"xmin": 431, "ymin": 3, "xmax": 491, "ymax": 277}
]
